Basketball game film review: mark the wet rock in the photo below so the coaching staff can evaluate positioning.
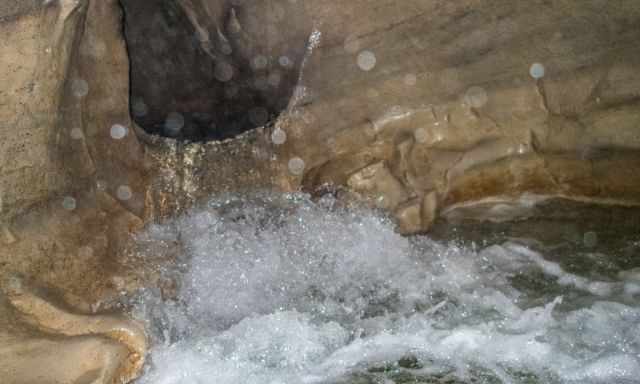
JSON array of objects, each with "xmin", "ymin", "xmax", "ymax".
[
  {"xmin": 394, "ymin": 198, "xmax": 422, "ymax": 235},
  {"xmin": 2, "ymin": 1, "xmax": 640, "ymax": 376},
  {"xmin": 347, "ymin": 161, "xmax": 410, "ymax": 210}
]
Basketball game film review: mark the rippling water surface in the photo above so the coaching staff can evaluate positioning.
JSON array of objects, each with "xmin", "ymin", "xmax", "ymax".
[{"xmin": 129, "ymin": 193, "xmax": 640, "ymax": 384}]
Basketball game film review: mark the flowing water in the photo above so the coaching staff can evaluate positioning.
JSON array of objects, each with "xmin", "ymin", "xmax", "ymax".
[{"xmin": 128, "ymin": 193, "xmax": 640, "ymax": 384}]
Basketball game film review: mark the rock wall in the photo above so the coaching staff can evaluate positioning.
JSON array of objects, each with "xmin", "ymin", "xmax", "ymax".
[
  {"xmin": 2, "ymin": 0, "xmax": 640, "ymax": 285},
  {"xmin": 272, "ymin": 0, "xmax": 640, "ymax": 232},
  {"xmin": 1, "ymin": 1, "xmax": 640, "ymax": 381},
  {"xmin": 148, "ymin": 0, "xmax": 640, "ymax": 234}
]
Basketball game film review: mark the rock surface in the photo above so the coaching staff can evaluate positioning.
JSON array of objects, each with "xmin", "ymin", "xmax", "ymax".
[
  {"xmin": 0, "ymin": 276, "xmax": 146, "ymax": 384},
  {"xmin": 1, "ymin": 0, "xmax": 640, "ymax": 382}
]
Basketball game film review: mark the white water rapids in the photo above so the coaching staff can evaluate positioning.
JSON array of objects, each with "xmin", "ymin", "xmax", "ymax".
[{"xmin": 129, "ymin": 193, "xmax": 640, "ymax": 384}]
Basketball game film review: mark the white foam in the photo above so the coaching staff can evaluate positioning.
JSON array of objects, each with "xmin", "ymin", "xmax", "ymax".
[{"xmin": 131, "ymin": 193, "xmax": 640, "ymax": 384}]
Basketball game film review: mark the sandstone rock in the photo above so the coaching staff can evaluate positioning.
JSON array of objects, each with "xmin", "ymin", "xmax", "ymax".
[
  {"xmin": 2, "ymin": 0, "xmax": 640, "ymax": 378},
  {"xmin": 347, "ymin": 161, "xmax": 410, "ymax": 210},
  {"xmin": 394, "ymin": 198, "xmax": 422, "ymax": 235},
  {"xmin": 0, "ymin": 277, "xmax": 146, "ymax": 384}
]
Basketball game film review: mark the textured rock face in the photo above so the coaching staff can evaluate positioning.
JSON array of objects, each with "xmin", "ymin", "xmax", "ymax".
[
  {"xmin": 135, "ymin": 0, "xmax": 640, "ymax": 233},
  {"xmin": 1, "ymin": 0, "xmax": 640, "ymax": 381},
  {"xmin": 0, "ymin": 1, "xmax": 149, "ymax": 383},
  {"xmin": 275, "ymin": 0, "xmax": 640, "ymax": 233},
  {"xmin": 0, "ymin": 277, "xmax": 146, "ymax": 384}
]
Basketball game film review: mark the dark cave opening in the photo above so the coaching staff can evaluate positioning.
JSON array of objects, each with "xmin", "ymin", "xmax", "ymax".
[{"xmin": 118, "ymin": 0, "xmax": 309, "ymax": 142}]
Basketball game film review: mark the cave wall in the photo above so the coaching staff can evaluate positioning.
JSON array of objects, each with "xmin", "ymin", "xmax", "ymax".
[
  {"xmin": 276, "ymin": 0, "xmax": 640, "ymax": 232},
  {"xmin": 2, "ymin": 0, "xmax": 640, "ymax": 281},
  {"xmin": 0, "ymin": 0, "xmax": 149, "ymax": 301},
  {"xmin": 1, "ymin": 1, "xmax": 640, "ymax": 382}
]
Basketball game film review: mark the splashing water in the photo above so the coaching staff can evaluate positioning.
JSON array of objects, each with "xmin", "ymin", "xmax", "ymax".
[{"xmin": 130, "ymin": 193, "xmax": 640, "ymax": 384}]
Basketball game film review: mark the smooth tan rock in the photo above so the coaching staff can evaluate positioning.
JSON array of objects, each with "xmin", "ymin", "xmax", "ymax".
[
  {"xmin": 394, "ymin": 198, "xmax": 422, "ymax": 235},
  {"xmin": 0, "ymin": 277, "xmax": 146, "ymax": 384},
  {"xmin": 2, "ymin": 0, "xmax": 640, "ymax": 377},
  {"xmin": 347, "ymin": 161, "xmax": 410, "ymax": 210}
]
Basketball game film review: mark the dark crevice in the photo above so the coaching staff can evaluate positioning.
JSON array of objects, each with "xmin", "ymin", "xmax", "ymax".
[{"xmin": 118, "ymin": 0, "xmax": 309, "ymax": 142}]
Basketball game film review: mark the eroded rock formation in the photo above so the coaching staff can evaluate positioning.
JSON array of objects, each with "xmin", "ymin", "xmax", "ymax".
[
  {"xmin": 0, "ymin": 276, "xmax": 146, "ymax": 384},
  {"xmin": 1, "ymin": 0, "xmax": 640, "ymax": 382}
]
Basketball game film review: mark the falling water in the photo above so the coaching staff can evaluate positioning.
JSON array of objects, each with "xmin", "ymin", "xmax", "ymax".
[{"xmin": 128, "ymin": 193, "xmax": 640, "ymax": 384}]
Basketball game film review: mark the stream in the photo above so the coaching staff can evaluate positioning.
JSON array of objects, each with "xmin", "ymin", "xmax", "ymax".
[{"xmin": 127, "ymin": 193, "xmax": 640, "ymax": 384}]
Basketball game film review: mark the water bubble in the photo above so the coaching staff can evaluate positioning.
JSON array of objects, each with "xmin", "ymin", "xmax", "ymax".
[
  {"xmin": 288, "ymin": 157, "xmax": 305, "ymax": 175},
  {"xmin": 583, "ymin": 231, "xmax": 598, "ymax": 248},
  {"xmin": 301, "ymin": 110, "xmax": 316, "ymax": 125},
  {"xmin": 70, "ymin": 128, "xmax": 84, "ymax": 140},
  {"xmin": 271, "ymin": 127, "xmax": 287, "ymax": 145},
  {"xmin": 404, "ymin": 74, "xmax": 418, "ymax": 86},
  {"xmin": 214, "ymin": 62, "xmax": 234, "ymax": 82},
  {"xmin": 278, "ymin": 56, "xmax": 292, "ymax": 68},
  {"xmin": 116, "ymin": 185, "xmax": 133, "ymax": 201},
  {"xmin": 464, "ymin": 86, "xmax": 488, "ymax": 108},
  {"xmin": 165, "ymin": 112, "xmax": 184, "ymax": 137},
  {"xmin": 71, "ymin": 78, "xmax": 89, "ymax": 98},
  {"xmin": 110, "ymin": 124, "xmax": 128, "ymax": 140},
  {"xmin": 62, "ymin": 196, "xmax": 76, "ymax": 211},
  {"xmin": 530, "ymin": 63, "xmax": 545, "ymax": 79},
  {"xmin": 132, "ymin": 99, "xmax": 148, "ymax": 117},
  {"xmin": 357, "ymin": 50, "xmax": 377, "ymax": 71}
]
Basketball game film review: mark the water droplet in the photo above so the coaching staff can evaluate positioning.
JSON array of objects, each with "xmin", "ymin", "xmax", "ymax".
[
  {"xmin": 71, "ymin": 78, "xmax": 89, "ymax": 98},
  {"xmin": 96, "ymin": 180, "xmax": 107, "ymax": 191},
  {"xmin": 62, "ymin": 196, "xmax": 76, "ymax": 211},
  {"xmin": 132, "ymin": 99, "xmax": 148, "ymax": 117},
  {"xmin": 110, "ymin": 124, "xmax": 128, "ymax": 140},
  {"xmin": 165, "ymin": 112, "xmax": 184, "ymax": 137},
  {"xmin": 464, "ymin": 86, "xmax": 488, "ymax": 108},
  {"xmin": 116, "ymin": 185, "xmax": 133, "ymax": 201},
  {"xmin": 278, "ymin": 56, "xmax": 292, "ymax": 68},
  {"xmin": 271, "ymin": 127, "xmax": 287, "ymax": 145},
  {"xmin": 288, "ymin": 157, "xmax": 305, "ymax": 176},
  {"xmin": 530, "ymin": 63, "xmax": 545, "ymax": 79},
  {"xmin": 214, "ymin": 62, "xmax": 234, "ymax": 82},
  {"xmin": 357, "ymin": 50, "xmax": 377, "ymax": 71}
]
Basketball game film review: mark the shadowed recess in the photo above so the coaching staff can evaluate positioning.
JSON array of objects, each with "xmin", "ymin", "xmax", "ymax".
[{"xmin": 119, "ymin": 0, "xmax": 310, "ymax": 141}]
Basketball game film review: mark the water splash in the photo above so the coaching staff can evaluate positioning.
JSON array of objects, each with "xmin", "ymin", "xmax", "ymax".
[{"xmin": 130, "ymin": 193, "xmax": 640, "ymax": 384}]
